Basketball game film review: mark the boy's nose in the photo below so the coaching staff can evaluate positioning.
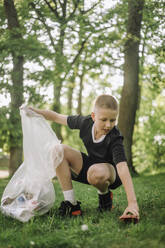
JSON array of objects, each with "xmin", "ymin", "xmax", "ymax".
[{"xmin": 106, "ymin": 121, "xmax": 111, "ymax": 128}]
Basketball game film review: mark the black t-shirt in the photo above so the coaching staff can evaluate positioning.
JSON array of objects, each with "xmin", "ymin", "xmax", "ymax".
[{"xmin": 67, "ymin": 115, "xmax": 127, "ymax": 167}]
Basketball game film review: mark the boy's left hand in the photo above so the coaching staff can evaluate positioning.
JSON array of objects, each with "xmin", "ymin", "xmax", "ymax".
[{"xmin": 119, "ymin": 203, "xmax": 139, "ymax": 221}]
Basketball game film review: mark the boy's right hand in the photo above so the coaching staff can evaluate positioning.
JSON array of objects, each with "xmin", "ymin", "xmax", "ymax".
[
  {"xmin": 119, "ymin": 204, "xmax": 139, "ymax": 223},
  {"xmin": 19, "ymin": 105, "xmax": 38, "ymax": 117}
]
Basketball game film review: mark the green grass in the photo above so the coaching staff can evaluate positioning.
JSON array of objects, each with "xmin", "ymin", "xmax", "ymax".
[{"xmin": 0, "ymin": 173, "xmax": 165, "ymax": 248}]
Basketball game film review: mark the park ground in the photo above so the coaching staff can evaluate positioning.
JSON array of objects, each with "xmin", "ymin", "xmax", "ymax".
[{"xmin": 0, "ymin": 171, "xmax": 165, "ymax": 248}]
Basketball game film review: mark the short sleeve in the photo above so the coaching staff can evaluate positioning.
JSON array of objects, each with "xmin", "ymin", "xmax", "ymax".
[
  {"xmin": 111, "ymin": 136, "xmax": 127, "ymax": 165},
  {"xmin": 67, "ymin": 115, "xmax": 86, "ymax": 130}
]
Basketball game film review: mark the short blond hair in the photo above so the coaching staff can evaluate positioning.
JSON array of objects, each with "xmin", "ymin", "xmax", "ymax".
[{"xmin": 94, "ymin": 94, "xmax": 118, "ymax": 111}]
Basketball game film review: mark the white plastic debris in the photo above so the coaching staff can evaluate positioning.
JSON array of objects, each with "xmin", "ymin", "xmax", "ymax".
[
  {"xmin": 81, "ymin": 224, "xmax": 88, "ymax": 231},
  {"xmin": 1, "ymin": 106, "xmax": 63, "ymax": 222}
]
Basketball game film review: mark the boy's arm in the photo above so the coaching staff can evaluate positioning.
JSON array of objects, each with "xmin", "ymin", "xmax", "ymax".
[
  {"xmin": 29, "ymin": 107, "xmax": 68, "ymax": 125},
  {"xmin": 116, "ymin": 161, "xmax": 139, "ymax": 219}
]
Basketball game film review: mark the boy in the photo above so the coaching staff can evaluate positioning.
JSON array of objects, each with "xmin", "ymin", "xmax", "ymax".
[{"xmin": 30, "ymin": 94, "xmax": 139, "ymax": 220}]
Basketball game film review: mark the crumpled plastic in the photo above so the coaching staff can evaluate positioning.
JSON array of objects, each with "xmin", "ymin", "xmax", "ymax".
[{"xmin": 0, "ymin": 106, "xmax": 63, "ymax": 222}]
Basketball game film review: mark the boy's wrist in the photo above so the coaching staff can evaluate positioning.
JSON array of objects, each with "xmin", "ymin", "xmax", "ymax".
[
  {"xmin": 127, "ymin": 196, "xmax": 138, "ymax": 206},
  {"xmin": 127, "ymin": 201, "xmax": 139, "ymax": 209},
  {"xmin": 128, "ymin": 200, "xmax": 138, "ymax": 205}
]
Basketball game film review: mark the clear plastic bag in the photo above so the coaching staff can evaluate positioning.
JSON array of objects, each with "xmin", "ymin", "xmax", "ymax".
[{"xmin": 0, "ymin": 106, "xmax": 63, "ymax": 222}]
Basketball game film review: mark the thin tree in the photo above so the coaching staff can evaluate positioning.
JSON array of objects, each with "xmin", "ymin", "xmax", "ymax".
[
  {"xmin": 4, "ymin": 0, "xmax": 24, "ymax": 175},
  {"xmin": 118, "ymin": 0, "xmax": 145, "ymax": 173}
]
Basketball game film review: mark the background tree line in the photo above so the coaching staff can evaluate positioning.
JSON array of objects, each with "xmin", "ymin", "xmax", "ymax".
[{"xmin": 0, "ymin": 0, "xmax": 164, "ymax": 176}]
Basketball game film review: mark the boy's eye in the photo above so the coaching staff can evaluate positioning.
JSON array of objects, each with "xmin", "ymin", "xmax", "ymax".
[{"xmin": 100, "ymin": 118, "xmax": 116, "ymax": 122}]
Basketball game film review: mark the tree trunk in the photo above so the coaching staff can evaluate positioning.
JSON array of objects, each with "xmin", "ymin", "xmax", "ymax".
[
  {"xmin": 77, "ymin": 71, "xmax": 84, "ymax": 115},
  {"xmin": 9, "ymin": 147, "xmax": 22, "ymax": 176},
  {"xmin": 4, "ymin": 0, "xmax": 24, "ymax": 176},
  {"xmin": 52, "ymin": 81, "xmax": 63, "ymax": 141},
  {"xmin": 52, "ymin": 23, "xmax": 66, "ymax": 140},
  {"xmin": 67, "ymin": 79, "xmax": 75, "ymax": 115},
  {"xmin": 118, "ymin": 0, "xmax": 145, "ymax": 173}
]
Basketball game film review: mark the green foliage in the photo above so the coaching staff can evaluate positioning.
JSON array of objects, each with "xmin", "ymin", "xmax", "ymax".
[
  {"xmin": 0, "ymin": 107, "xmax": 10, "ymax": 151},
  {"xmin": 62, "ymin": 126, "xmax": 86, "ymax": 153},
  {"xmin": 0, "ymin": 106, "xmax": 23, "ymax": 151},
  {"xmin": 131, "ymin": 0, "xmax": 165, "ymax": 173},
  {"xmin": 133, "ymin": 73, "xmax": 165, "ymax": 173}
]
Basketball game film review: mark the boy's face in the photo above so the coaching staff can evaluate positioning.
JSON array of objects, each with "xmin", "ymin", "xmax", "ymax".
[{"xmin": 91, "ymin": 107, "xmax": 118, "ymax": 135}]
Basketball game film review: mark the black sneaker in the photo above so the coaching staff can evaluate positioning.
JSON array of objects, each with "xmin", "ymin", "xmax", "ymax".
[
  {"xmin": 98, "ymin": 191, "xmax": 113, "ymax": 212},
  {"xmin": 58, "ymin": 201, "xmax": 82, "ymax": 217}
]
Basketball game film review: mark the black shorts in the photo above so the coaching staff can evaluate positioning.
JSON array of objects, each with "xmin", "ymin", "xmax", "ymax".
[{"xmin": 71, "ymin": 152, "xmax": 122, "ymax": 190}]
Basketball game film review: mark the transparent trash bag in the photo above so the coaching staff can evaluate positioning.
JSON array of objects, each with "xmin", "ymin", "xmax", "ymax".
[{"xmin": 0, "ymin": 106, "xmax": 63, "ymax": 222}]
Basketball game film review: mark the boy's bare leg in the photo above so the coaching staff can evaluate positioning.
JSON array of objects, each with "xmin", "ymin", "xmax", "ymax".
[
  {"xmin": 56, "ymin": 144, "xmax": 83, "ymax": 190},
  {"xmin": 55, "ymin": 158, "xmax": 73, "ymax": 191},
  {"xmin": 87, "ymin": 163, "xmax": 116, "ymax": 192},
  {"xmin": 87, "ymin": 163, "xmax": 116, "ymax": 211},
  {"xmin": 55, "ymin": 145, "xmax": 83, "ymax": 216}
]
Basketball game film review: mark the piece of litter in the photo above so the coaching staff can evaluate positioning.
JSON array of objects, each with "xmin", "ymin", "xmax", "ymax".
[
  {"xmin": 81, "ymin": 224, "xmax": 88, "ymax": 231},
  {"xmin": 30, "ymin": 241, "xmax": 35, "ymax": 245}
]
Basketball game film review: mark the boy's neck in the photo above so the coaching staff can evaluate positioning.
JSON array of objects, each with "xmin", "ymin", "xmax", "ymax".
[{"xmin": 94, "ymin": 126, "xmax": 105, "ymax": 140}]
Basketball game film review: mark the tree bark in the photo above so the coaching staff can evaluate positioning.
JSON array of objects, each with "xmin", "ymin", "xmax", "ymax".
[
  {"xmin": 52, "ymin": 23, "xmax": 66, "ymax": 141},
  {"xmin": 67, "ymin": 76, "xmax": 75, "ymax": 115},
  {"xmin": 77, "ymin": 67, "xmax": 85, "ymax": 115},
  {"xmin": 4, "ymin": 0, "xmax": 24, "ymax": 175},
  {"xmin": 52, "ymin": 81, "xmax": 63, "ymax": 141},
  {"xmin": 118, "ymin": 0, "xmax": 145, "ymax": 173}
]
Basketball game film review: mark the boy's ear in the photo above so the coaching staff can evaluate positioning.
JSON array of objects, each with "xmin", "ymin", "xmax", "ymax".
[{"xmin": 91, "ymin": 112, "xmax": 95, "ymax": 121}]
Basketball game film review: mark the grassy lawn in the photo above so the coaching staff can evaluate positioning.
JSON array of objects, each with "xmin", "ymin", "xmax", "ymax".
[{"xmin": 0, "ymin": 173, "xmax": 165, "ymax": 248}]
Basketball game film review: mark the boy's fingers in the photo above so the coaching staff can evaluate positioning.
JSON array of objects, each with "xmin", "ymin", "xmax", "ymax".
[
  {"xmin": 132, "ymin": 209, "xmax": 139, "ymax": 217},
  {"xmin": 19, "ymin": 105, "xmax": 37, "ymax": 117},
  {"xmin": 126, "ymin": 209, "xmax": 139, "ymax": 217},
  {"xmin": 120, "ymin": 208, "xmax": 139, "ymax": 219},
  {"xmin": 119, "ymin": 212, "xmax": 139, "ymax": 220}
]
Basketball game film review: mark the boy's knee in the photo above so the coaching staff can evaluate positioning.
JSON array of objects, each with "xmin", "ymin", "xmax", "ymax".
[
  {"xmin": 60, "ymin": 144, "xmax": 75, "ymax": 162},
  {"xmin": 61, "ymin": 144, "xmax": 70, "ymax": 157},
  {"xmin": 50, "ymin": 143, "xmax": 64, "ymax": 167},
  {"xmin": 87, "ymin": 165, "xmax": 107, "ymax": 186}
]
